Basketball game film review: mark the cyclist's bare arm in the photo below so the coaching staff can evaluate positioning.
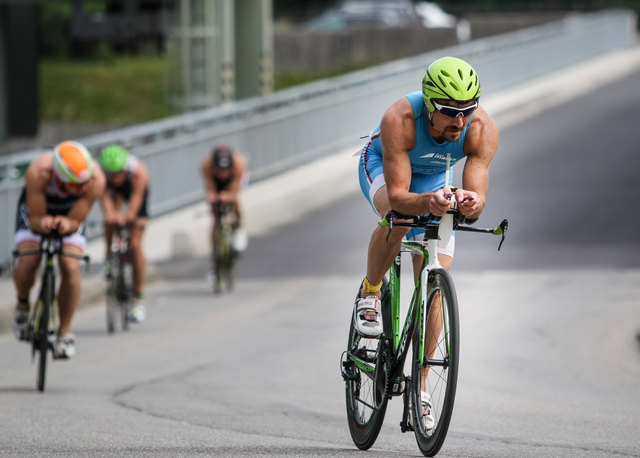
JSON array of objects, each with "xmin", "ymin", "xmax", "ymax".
[
  {"xmin": 200, "ymin": 155, "xmax": 217, "ymax": 204},
  {"xmin": 459, "ymin": 106, "xmax": 499, "ymax": 219},
  {"xmin": 100, "ymin": 193, "xmax": 123, "ymax": 226},
  {"xmin": 100, "ymin": 180, "xmax": 122, "ymax": 225},
  {"xmin": 226, "ymin": 154, "xmax": 247, "ymax": 198},
  {"xmin": 381, "ymin": 98, "xmax": 450, "ymax": 217},
  {"xmin": 125, "ymin": 160, "xmax": 149, "ymax": 223},
  {"xmin": 23, "ymin": 155, "xmax": 58, "ymax": 233},
  {"xmin": 63, "ymin": 169, "xmax": 106, "ymax": 234}
]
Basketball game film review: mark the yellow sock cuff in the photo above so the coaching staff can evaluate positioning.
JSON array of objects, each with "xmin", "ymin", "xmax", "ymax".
[{"xmin": 363, "ymin": 277, "xmax": 382, "ymax": 293}]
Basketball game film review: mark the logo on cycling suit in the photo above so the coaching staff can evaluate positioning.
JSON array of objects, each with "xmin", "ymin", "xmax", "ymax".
[{"xmin": 419, "ymin": 153, "xmax": 449, "ymax": 161}]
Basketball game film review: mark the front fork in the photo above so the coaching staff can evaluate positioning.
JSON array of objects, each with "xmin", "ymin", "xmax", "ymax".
[{"xmin": 397, "ymin": 245, "xmax": 435, "ymax": 433}]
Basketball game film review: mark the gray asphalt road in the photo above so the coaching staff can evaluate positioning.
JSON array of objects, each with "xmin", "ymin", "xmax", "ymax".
[{"xmin": 0, "ymin": 69, "xmax": 639, "ymax": 457}]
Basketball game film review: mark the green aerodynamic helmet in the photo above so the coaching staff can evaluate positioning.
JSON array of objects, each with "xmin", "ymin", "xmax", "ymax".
[
  {"xmin": 422, "ymin": 56, "xmax": 481, "ymax": 112},
  {"xmin": 99, "ymin": 144, "xmax": 129, "ymax": 173}
]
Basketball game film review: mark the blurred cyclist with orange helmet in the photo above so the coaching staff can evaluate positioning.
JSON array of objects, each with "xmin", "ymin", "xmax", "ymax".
[{"xmin": 12, "ymin": 141, "xmax": 106, "ymax": 359}]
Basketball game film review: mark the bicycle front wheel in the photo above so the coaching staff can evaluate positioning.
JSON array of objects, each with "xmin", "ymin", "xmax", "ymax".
[
  {"xmin": 344, "ymin": 282, "xmax": 389, "ymax": 450},
  {"xmin": 119, "ymin": 258, "xmax": 135, "ymax": 331},
  {"xmin": 411, "ymin": 268, "xmax": 459, "ymax": 457},
  {"xmin": 106, "ymin": 277, "xmax": 117, "ymax": 334},
  {"xmin": 36, "ymin": 272, "xmax": 54, "ymax": 392}
]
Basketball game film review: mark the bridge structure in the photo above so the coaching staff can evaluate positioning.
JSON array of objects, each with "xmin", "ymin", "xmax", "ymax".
[{"xmin": 0, "ymin": 9, "xmax": 636, "ymax": 269}]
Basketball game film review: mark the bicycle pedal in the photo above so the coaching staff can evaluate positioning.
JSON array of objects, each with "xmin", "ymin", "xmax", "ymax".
[
  {"xmin": 391, "ymin": 377, "xmax": 405, "ymax": 395},
  {"xmin": 341, "ymin": 360, "xmax": 358, "ymax": 381},
  {"xmin": 400, "ymin": 421, "xmax": 415, "ymax": 433},
  {"xmin": 341, "ymin": 368, "xmax": 358, "ymax": 382}
]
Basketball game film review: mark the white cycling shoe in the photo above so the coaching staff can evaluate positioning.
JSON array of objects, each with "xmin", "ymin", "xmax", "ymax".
[
  {"xmin": 129, "ymin": 301, "xmax": 146, "ymax": 323},
  {"xmin": 421, "ymin": 391, "xmax": 435, "ymax": 431},
  {"xmin": 354, "ymin": 296, "xmax": 382, "ymax": 337},
  {"xmin": 54, "ymin": 333, "xmax": 76, "ymax": 359}
]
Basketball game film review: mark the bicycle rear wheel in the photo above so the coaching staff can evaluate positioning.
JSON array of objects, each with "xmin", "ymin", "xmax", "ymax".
[
  {"xmin": 344, "ymin": 282, "xmax": 389, "ymax": 450},
  {"xmin": 411, "ymin": 268, "xmax": 459, "ymax": 456}
]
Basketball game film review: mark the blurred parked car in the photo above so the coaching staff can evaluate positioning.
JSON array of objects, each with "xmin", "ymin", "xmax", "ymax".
[
  {"xmin": 304, "ymin": 0, "xmax": 471, "ymax": 42},
  {"xmin": 304, "ymin": 0, "xmax": 419, "ymax": 30},
  {"xmin": 415, "ymin": 2, "xmax": 471, "ymax": 41}
]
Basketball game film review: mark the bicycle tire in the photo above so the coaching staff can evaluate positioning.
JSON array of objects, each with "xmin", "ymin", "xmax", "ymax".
[
  {"xmin": 36, "ymin": 270, "xmax": 54, "ymax": 392},
  {"xmin": 226, "ymin": 250, "xmax": 237, "ymax": 291},
  {"xmin": 106, "ymin": 292, "xmax": 116, "ymax": 334},
  {"xmin": 411, "ymin": 268, "xmax": 459, "ymax": 457},
  {"xmin": 212, "ymin": 226, "xmax": 225, "ymax": 294},
  {"xmin": 106, "ymin": 263, "xmax": 117, "ymax": 333},
  {"xmin": 213, "ymin": 208, "xmax": 236, "ymax": 294},
  {"xmin": 344, "ymin": 281, "xmax": 389, "ymax": 450},
  {"xmin": 106, "ymin": 252, "xmax": 122, "ymax": 333},
  {"xmin": 118, "ymin": 262, "xmax": 130, "ymax": 331},
  {"xmin": 213, "ymin": 254, "xmax": 224, "ymax": 294}
]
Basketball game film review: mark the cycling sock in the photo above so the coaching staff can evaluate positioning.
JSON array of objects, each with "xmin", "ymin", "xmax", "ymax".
[
  {"xmin": 363, "ymin": 277, "xmax": 382, "ymax": 293},
  {"xmin": 16, "ymin": 296, "xmax": 29, "ymax": 309}
]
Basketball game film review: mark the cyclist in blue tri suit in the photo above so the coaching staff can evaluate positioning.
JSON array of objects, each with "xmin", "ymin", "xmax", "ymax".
[
  {"xmin": 355, "ymin": 56, "xmax": 499, "ymax": 428},
  {"xmin": 355, "ymin": 56, "xmax": 499, "ymax": 335}
]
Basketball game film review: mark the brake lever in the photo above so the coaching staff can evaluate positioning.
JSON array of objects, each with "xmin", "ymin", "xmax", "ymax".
[
  {"xmin": 495, "ymin": 219, "xmax": 509, "ymax": 251},
  {"xmin": 378, "ymin": 211, "xmax": 393, "ymax": 242}
]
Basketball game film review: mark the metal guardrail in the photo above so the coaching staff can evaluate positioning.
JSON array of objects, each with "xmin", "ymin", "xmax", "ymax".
[{"xmin": 0, "ymin": 9, "xmax": 636, "ymax": 268}]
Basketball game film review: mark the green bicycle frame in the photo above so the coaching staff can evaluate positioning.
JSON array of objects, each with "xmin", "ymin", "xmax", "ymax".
[
  {"xmin": 33, "ymin": 256, "xmax": 59, "ymax": 337},
  {"xmin": 388, "ymin": 240, "xmax": 431, "ymax": 364}
]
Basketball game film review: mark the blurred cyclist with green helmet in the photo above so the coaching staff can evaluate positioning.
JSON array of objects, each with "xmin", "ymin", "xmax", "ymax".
[
  {"xmin": 12, "ymin": 140, "xmax": 106, "ymax": 358},
  {"xmin": 354, "ymin": 56, "xmax": 499, "ymax": 423},
  {"xmin": 98, "ymin": 144, "xmax": 150, "ymax": 323}
]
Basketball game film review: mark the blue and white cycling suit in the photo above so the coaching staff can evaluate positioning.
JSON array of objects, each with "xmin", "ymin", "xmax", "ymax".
[{"xmin": 358, "ymin": 91, "xmax": 475, "ymax": 257}]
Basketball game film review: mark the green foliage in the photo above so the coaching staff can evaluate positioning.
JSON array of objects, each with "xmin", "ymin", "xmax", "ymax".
[
  {"xmin": 38, "ymin": 50, "xmax": 365, "ymax": 124},
  {"xmin": 40, "ymin": 56, "xmax": 172, "ymax": 123},
  {"xmin": 274, "ymin": 63, "xmax": 377, "ymax": 90},
  {"xmin": 38, "ymin": 2, "xmax": 72, "ymax": 58},
  {"xmin": 83, "ymin": 1, "xmax": 108, "ymax": 14}
]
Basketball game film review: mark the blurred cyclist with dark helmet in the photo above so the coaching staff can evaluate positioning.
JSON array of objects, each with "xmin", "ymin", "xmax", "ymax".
[
  {"xmin": 200, "ymin": 144, "xmax": 249, "ymax": 262},
  {"xmin": 98, "ymin": 144, "xmax": 150, "ymax": 323},
  {"xmin": 12, "ymin": 141, "xmax": 106, "ymax": 358}
]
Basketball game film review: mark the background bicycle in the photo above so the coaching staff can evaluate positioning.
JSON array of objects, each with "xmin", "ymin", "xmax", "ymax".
[
  {"xmin": 105, "ymin": 224, "xmax": 133, "ymax": 333},
  {"xmin": 343, "ymin": 207, "xmax": 507, "ymax": 456},
  {"xmin": 211, "ymin": 202, "xmax": 240, "ymax": 294}
]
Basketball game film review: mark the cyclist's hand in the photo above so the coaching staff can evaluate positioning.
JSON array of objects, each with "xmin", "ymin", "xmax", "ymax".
[
  {"xmin": 429, "ymin": 188, "xmax": 455, "ymax": 216},
  {"xmin": 207, "ymin": 191, "xmax": 216, "ymax": 205},
  {"xmin": 105, "ymin": 212, "xmax": 125, "ymax": 227},
  {"xmin": 39, "ymin": 215, "xmax": 55, "ymax": 233},
  {"xmin": 217, "ymin": 191, "xmax": 233, "ymax": 203},
  {"xmin": 455, "ymin": 188, "xmax": 481, "ymax": 217},
  {"xmin": 125, "ymin": 215, "xmax": 138, "ymax": 227},
  {"xmin": 52, "ymin": 216, "xmax": 73, "ymax": 234}
]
